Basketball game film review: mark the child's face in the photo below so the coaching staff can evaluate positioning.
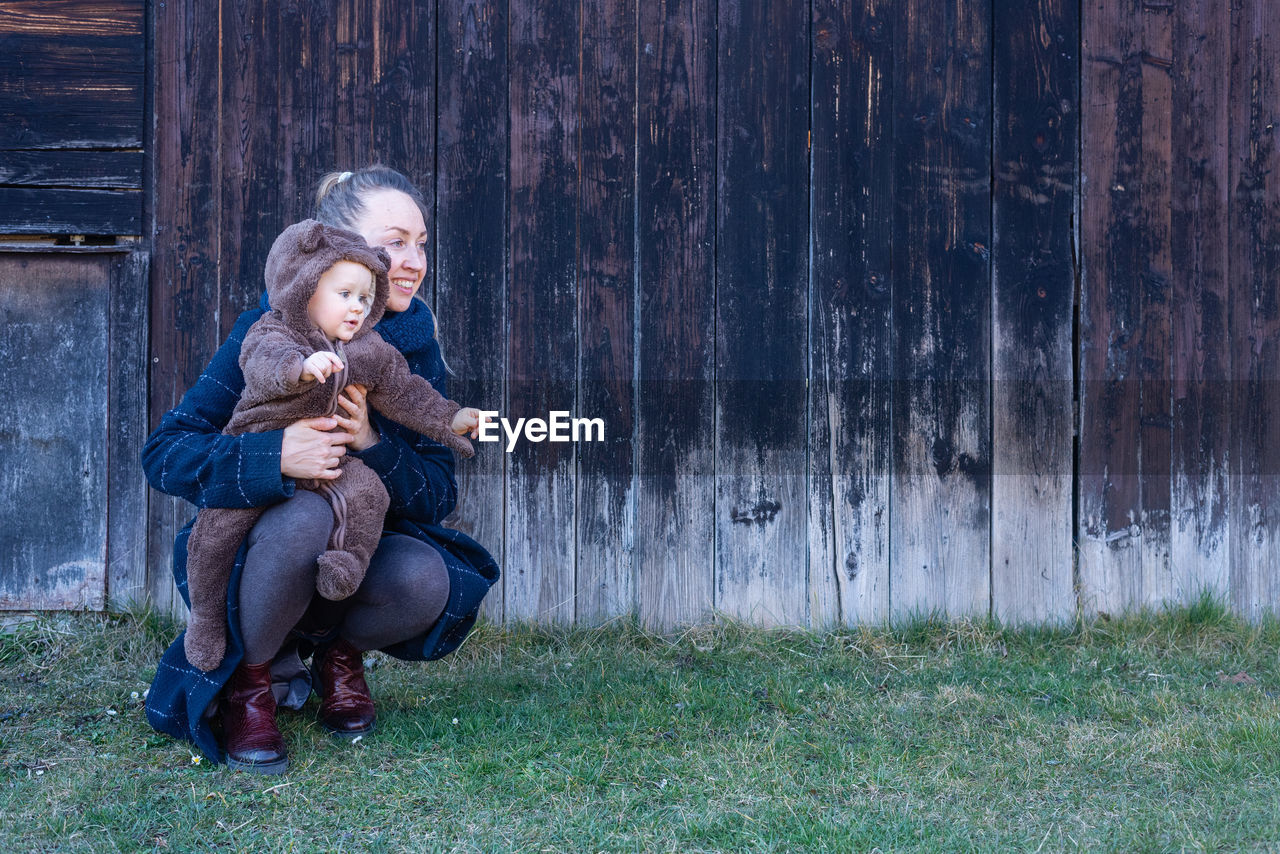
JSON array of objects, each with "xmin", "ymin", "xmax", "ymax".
[{"xmin": 308, "ymin": 260, "xmax": 375, "ymax": 342}]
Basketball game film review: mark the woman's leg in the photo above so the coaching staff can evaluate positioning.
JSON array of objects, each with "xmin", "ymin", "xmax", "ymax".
[
  {"xmin": 236, "ymin": 490, "xmax": 332, "ymax": 665},
  {"xmin": 222, "ymin": 490, "xmax": 330, "ymax": 773},
  {"xmin": 312, "ymin": 535, "xmax": 450, "ymax": 737},
  {"xmin": 340, "ymin": 534, "xmax": 451, "ymax": 650}
]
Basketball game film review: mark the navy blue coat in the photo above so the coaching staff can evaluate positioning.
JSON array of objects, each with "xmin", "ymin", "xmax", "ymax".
[{"xmin": 143, "ymin": 295, "xmax": 498, "ymax": 762}]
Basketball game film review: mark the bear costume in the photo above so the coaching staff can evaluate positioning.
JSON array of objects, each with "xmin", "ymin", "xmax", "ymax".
[{"xmin": 182, "ymin": 219, "xmax": 475, "ymax": 672}]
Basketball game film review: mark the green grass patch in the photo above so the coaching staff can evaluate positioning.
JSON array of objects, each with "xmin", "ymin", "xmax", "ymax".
[{"xmin": 3, "ymin": 604, "xmax": 1280, "ymax": 851}]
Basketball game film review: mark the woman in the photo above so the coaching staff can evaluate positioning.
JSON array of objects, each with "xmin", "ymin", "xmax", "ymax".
[{"xmin": 143, "ymin": 166, "xmax": 498, "ymax": 774}]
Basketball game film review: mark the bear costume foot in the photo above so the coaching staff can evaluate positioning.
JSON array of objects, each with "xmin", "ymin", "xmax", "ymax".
[
  {"xmin": 316, "ymin": 550, "xmax": 364, "ymax": 600},
  {"xmin": 184, "ymin": 613, "xmax": 227, "ymax": 672}
]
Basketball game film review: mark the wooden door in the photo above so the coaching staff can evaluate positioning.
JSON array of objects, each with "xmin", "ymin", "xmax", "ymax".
[{"xmin": 0, "ymin": 248, "xmax": 147, "ymax": 610}]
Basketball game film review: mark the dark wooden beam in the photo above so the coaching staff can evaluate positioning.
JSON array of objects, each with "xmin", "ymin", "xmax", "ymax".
[{"xmin": 0, "ymin": 187, "xmax": 141, "ymax": 234}]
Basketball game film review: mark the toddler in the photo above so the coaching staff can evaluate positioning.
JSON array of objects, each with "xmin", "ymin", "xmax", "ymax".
[{"xmin": 182, "ymin": 219, "xmax": 483, "ymax": 671}]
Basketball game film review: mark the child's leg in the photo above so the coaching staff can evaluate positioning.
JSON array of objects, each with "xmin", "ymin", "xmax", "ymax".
[
  {"xmin": 185, "ymin": 506, "xmax": 265, "ymax": 671},
  {"xmin": 315, "ymin": 459, "xmax": 390, "ymax": 601}
]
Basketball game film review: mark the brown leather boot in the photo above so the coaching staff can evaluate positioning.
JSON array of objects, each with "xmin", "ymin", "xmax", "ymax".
[
  {"xmin": 220, "ymin": 660, "xmax": 288, "ymax": 774},
  {"xmin": 315, "ymin": 638, "xmax": 376, "ymax": 738}
]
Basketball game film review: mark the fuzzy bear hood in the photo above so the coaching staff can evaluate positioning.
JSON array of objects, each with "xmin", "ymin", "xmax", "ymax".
[{"xmin": 262, "ymin": 219, "xmax": 391, "ymax": 340}]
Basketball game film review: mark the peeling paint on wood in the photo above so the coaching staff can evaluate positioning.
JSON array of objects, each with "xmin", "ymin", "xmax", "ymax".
[
  {"xmin": 127, "ymin": 0, "xmax": 1280, "ymax": 627},
  {"xmin": 0, "ymin": 253, "xmax": 111, "ymax": 610},
  {"xmin": 437, "ymin": 0, "xmax": 508, "ymax": 626},
  {"xmin": 635, "ymin": 0, "xmax": 716, "ymax": 631},
  {"xmin": 1169, "ymin": 0, "xmax": 1231, "ymax": 604},
  {"xmin": 575, "ymin": 0, "xmax": 637, "ymax": 624},
  {"xmin": 715, "ymin": 0, "xmax": 809, "ymax": 627},
  {"xmin": 505, "ymin": 1, "xmax": 578, "ymax": 623},
  {"xmin": 809, "ymin": 0, "xmax": 893, "ymax": 628},
  {"xmin": 1080, "ymin": 0, "xmax": 1176, "ymax": 615},
  {"xmin": 992, "ymin": 0, "xmax": 1077, "ymax": 624},
  {"xmin": 890, "ymin": 0, "xmax": 992, "ymax": 621},
  {"xmin": 1228, "ymin": 0, "xmax": 1280, "ymax": 620}
]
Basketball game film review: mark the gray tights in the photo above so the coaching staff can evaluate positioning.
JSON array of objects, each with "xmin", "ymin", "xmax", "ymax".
[{"xmin": 236, "ymin": 490, "xmax": 450, "ymax": 665}]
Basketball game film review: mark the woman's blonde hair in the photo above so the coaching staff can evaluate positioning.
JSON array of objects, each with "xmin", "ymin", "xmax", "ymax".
[{"xmin": 315, "ymin": 166, "xmax": 450, "ymax": 372}]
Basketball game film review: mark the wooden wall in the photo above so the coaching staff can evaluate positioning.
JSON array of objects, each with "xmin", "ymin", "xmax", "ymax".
[
  {"xmin": 0, "ymin": 2, "xmax": 145, "ymax": 234},
  {"xmin": 21, "ymin": 0, "xmax": 1272, "ymax": 626},
  {"xmin": 0, "ymin": 2, "xmax": 149, "ymax": 611},
  {"xmin": 1079, "ymin": 0, "xmax": 1280, "ymax": 619}
]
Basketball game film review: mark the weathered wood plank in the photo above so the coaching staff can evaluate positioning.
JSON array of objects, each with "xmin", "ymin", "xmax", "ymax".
[
  {"xmin": 1228, "ymin": 0, "xmax": 1280, "ymax": 620},
  {"xmin": 107, "ymin": 250, "xmax": 150, "ymax": 608},
  {"xmin": 219, "ymin": 0, "xmax": 282, "ymax": 330},
  {"xmin": 0, "ymin": 1, "xmax": 142, "ymax": 35},
  {"xmin": 1136, "ymin": 0, "xmax": 1175, "ymax": 608},
  {"xmin": 890, "ymin": 0, "xmax": 992, "ymax": 621},
  {"xmin": 371, "ymin": 0, "xmax": 435, "ymax": 298},
  {"xmin": 334, "ymin": 0, "xmax": 375, "ymax": 169},
  {"xmin": 0, "ymin": 1, "xmax": 144, "ymax": 149},
  {"xmin": 0, "ymin": 151, "xmax": 143, "ymax": 189},
  {"xmin": 809, "ymin": 0, "xmax": 893, "ymax": 627},
  {"xmin": 0, "ymin": 253, "xmax": 109, "ymax": 610},
  {"xmin": 147, "ymin": 0, "xmax": 221, "ymax": 613},
  {"xmin": 279, "ymin": 1, "xmax": 337, "ymax": 218},
  {"xmin": 715, "ymin": 0, "xmax": 810, "ymax": 626},
  {"xmin": 575, "ymin": 0, "xmax": 636, "ymax": 624},
  {"xmin": 437, "ymin": 0, "xmax": 509, "ymax": 625},
  {"xmin": 1079, "ymin": 0, "xmax": 1174, "ymax": 615},
  {"xmin": 635, "ymin": 0, "xmax": 717, "ymax": 630},
  {"xmin": 506, "ymin": 1, "xmax": 579, "ymax": 622},
  {"xmin": 991, "ymin": 0, "xmax": 1077, "ymax": 624},
  {"xmin": 1169, "ymin": 0, "xmax": 1231, "ymax": 603},
  {"xmin": 0, "ymin": 187, "xmax": 141, "ymax": 235}
]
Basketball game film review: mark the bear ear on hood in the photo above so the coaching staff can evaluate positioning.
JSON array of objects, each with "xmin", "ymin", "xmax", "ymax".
[
  {"xmin": 373, "ymin": 246, "xmax": 391, "ymax": 272},
  {"xmin": 298, "ymin": 220, "xmax": 327, "ymax": 254}
]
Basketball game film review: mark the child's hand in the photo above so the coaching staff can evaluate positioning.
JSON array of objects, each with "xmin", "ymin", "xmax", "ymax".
[
  {"xmin": 451, "ymin": 407, "xmax": 488, "ymax": 439},
  {"xmin": 301, "ymin": 351, "xmax": 345, "ymax": 384}
]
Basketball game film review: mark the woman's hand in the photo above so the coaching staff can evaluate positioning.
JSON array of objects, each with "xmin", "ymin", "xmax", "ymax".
[
  {"xmin": 280, "ymin": 416, "xmax": 352, "ymax": 480},
  {"xmin": 336, "ymin": 383, "xmax": 380, "ymax": 451}
]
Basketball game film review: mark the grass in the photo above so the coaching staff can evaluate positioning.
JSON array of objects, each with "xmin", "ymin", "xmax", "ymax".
[{"xmin": 3, "ymin": 597, "xmax": 1280, "ymax": 852}]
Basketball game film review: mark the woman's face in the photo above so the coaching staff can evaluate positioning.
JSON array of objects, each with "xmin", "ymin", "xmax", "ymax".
[{"xmin": 351, "ymin": 189, "xmax": 428, "ymax": 314}]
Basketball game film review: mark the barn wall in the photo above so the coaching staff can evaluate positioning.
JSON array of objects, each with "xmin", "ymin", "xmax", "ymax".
[
  {"xmin": 0, "ymin": 2, "xmax": 145, "ymax": 234},
  {"xmin": 0, "ymin": 2, "xmax": 149, "ymax": 611},
  {"xmin": 5, "ymin": 0, "xmax": 1274, "ymax": 626}
]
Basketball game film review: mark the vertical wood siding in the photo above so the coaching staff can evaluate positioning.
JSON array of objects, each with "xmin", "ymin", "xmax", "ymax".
[
  {"xmin": 809, "ymin": 0, "xmax": 894, "ymax": 627},
  {"xmin": 890, "ymin": 0, "xmax": 992, "ymax": 621},
  {"xmin": 0, "ymin": 251, "xmax": 146, "ymax": 610},
  {"xmin": 576, "ymin": 0, "xmax": 637, "ymax": 623},
  {"xmin": 140, "ymin": 0, "xmax": 1280, "ymax": 627},
  {"xmin": 634, "ymin": 0, "xmax": 717, "ymax": 629},
  {"xmin": 436, "ymin": 0, "xmax": 509, "ymax": 624},
  {"xmin": 1228, "ymin": 0, "xmax": 1280, "ymax": 620},
  {"xmin": 715, "ymin": 0, "xmax": 810, "ymax": 626},
  {"xmin": 991, "ymin": 0, "xmax": 1077, "ymax": 623}
]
